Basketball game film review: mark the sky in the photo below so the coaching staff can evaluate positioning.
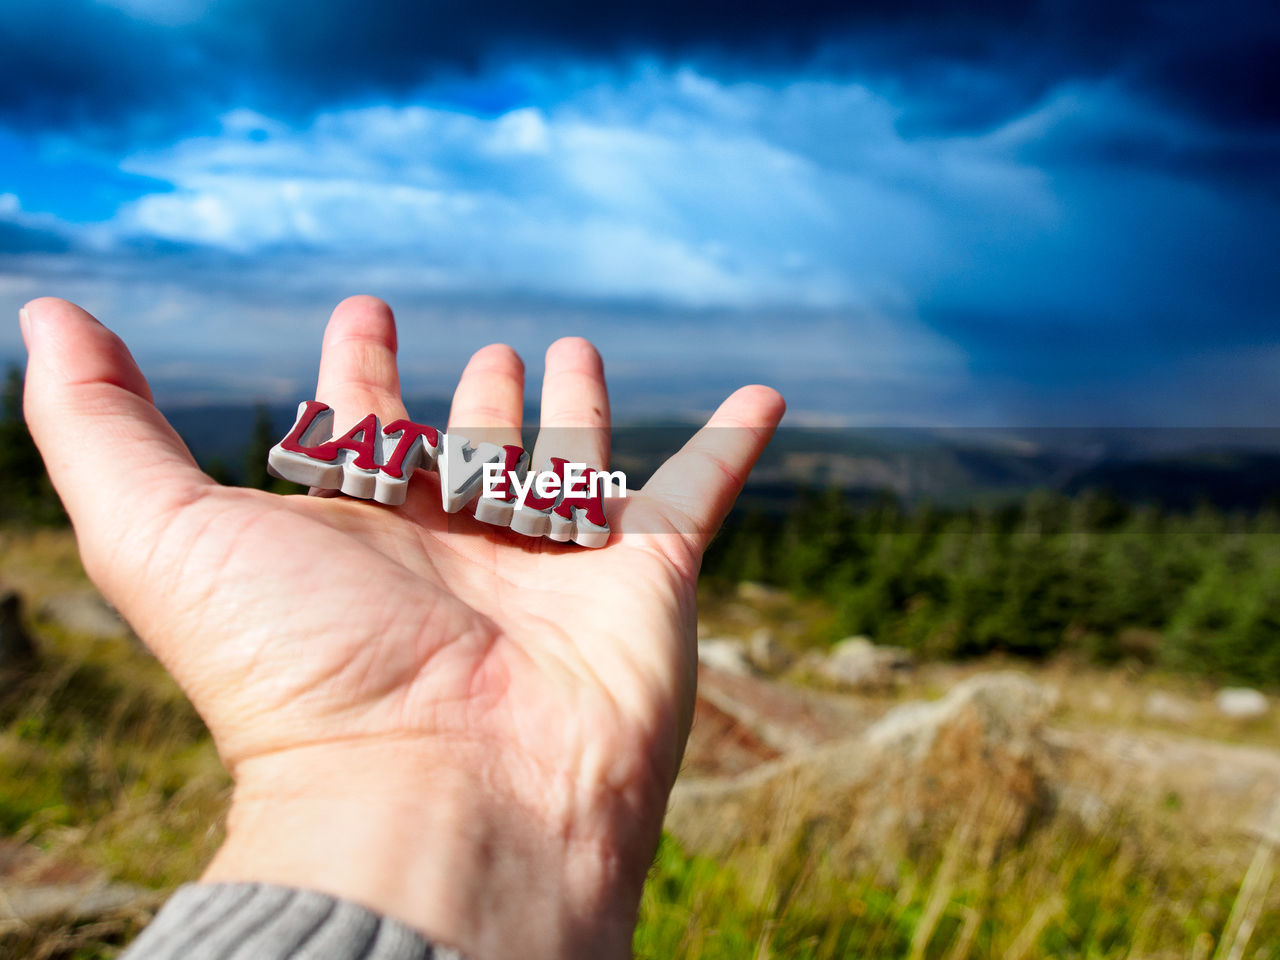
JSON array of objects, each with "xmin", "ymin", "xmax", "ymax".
[{"xmin": 0, "ymin": 0, "xmax": 1277, "ymax": 425}]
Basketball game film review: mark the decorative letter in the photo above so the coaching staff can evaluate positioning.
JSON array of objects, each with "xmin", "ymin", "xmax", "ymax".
[{"xmin": 269, "ymin": 402, "xmax": 614, "ymax": 547}]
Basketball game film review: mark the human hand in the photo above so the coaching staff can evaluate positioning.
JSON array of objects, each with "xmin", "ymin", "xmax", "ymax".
[{"xmin": 18, "ymin": 295, "xmax": 784, "ymax": 960}]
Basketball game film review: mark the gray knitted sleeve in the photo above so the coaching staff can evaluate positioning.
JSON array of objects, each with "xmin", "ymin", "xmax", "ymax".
[{"xmin": 120, "ymin": 884, "xmax": 466, "ymax": 960}]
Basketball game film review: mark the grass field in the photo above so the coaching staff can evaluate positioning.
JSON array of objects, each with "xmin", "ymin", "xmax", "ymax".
[{"xmin": 2, "ymin": 528, "xmax": 1277, "ymax": 959}]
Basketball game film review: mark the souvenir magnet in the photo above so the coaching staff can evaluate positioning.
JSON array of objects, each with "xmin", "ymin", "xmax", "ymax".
[{"xmin": 267, "ymin": 401, "xmax": 615, "ymax": 548}]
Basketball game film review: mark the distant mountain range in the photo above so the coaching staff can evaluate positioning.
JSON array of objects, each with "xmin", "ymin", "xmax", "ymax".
[{"xmin": 162, "ymin": 401, "xmax": 1280, "ymax": 512}]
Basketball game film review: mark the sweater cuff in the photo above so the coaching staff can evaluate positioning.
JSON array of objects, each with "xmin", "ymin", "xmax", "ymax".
[{"xmin": 121, "ymin": 883, "xmax": 466, "ymax": 960}]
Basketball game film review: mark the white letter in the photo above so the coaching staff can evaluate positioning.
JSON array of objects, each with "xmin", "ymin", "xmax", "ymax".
[
  {"xmin": 591, "ymin": 469, "xmax": 628, "ymax": 499},
  {"xmin": 534, "ymin": 470, "xmax": 561, "ymax": 500},
  {"xmin": 510, "ymin": 470, "xmax": 537, "ymax": 506},
  {"xmin": 438, "ymin": 433, "xmax": 505, "ymax": 513},
  {"xmin": 482, "ymin": 461, "xmax": 504, "ymax": 498}
]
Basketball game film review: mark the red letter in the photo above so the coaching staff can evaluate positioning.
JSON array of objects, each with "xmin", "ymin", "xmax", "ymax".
[
  {"xmin": 381, "ymin": 419, "xmax": 441, "ymax": 478},
  {"xmin": 550, "ymin": 458, "xmax": 607, "ymax": 528},
  {"xmin": 279, "ymin": 400, "xmax": 335, "ymax": 458},
  {"xmin": 280, "ymin": 404, "xmax": 380, "ymax": 470},
  {"xmin": 484, "ymin": 444, "xmax": 527, "ymax": 502},
  {"xmin": 316, "ymin": 413, "xmax": 381, "ymax": 470}
]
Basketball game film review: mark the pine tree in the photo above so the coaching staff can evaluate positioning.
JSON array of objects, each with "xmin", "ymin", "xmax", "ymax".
[
  {"xmin": 0, "ymin": 365, "xmax": 64, "ymax": 524},
  {"xmin": 242, "ymin": 404, "xmax": 293, "ymax": 492}
]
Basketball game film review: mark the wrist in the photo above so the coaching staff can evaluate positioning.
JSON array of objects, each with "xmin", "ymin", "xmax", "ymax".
[{"xmin": 202, "ymin": 738, "xmax": 654, "ymax": 960}]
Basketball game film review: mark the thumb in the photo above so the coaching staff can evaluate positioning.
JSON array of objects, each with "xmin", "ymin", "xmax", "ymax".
[{"xmin": 19, "ymin": 298, "xmax": 213, "ymax": 578}]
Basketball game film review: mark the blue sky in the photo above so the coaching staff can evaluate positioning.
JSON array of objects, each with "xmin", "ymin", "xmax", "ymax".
[{"xmin": 1, "ymin": 0, "xmax": 1277, "ymax": 425}]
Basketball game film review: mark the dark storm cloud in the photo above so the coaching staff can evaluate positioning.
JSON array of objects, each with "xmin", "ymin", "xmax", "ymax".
[
  {"xmin": 0, "ymin": 1, "xmax": 203, "ymax": 138},
  {"xmin": 1, "ymin": 0, "xmax": 1276, "ymax": 140}
]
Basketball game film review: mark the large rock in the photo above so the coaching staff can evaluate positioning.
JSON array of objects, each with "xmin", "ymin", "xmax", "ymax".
[
  {"xmin": 0, "ymin": 590, "xmax": 37, "ymax": 671},
  {"xmin": 1216, "ymin": 687, "xmax": 1269, "ymax": 719},
  {"xmin": 667, "ymin": 672, "xmax": 1054, "ymax": 869},
  {"xmin": 1047, "ymin": 726, "xmax": 1280, "ymax": 847},
  {"xmin": 38, "ymin": 590, "xmax": 131, "ymax": 640},
  {"xmin": 814, "ymin": 636, "xmax": 913, "ymax": 691}
]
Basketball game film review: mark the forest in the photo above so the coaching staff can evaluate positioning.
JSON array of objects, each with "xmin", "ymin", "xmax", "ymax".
[
  {"xmin": 5, "ymin": 366, "xmax": 1279, "ymax": 685},
  {"xmin": 703, "ymin": 487, "xmax": 1280, "ymax": 684}
]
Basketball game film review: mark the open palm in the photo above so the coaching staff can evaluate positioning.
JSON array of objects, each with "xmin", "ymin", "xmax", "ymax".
[{"xmin": 20, "ymin": 295, "xmax": 784, "ymax": 957}]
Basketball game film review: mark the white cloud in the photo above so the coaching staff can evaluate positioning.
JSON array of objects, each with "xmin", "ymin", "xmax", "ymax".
[
  {"xmin": 99, "ymin": 68, "xmax": 1058, "ymax": 314},
  {"xmin": 487, "ymin": 107, "xmax": 552, "ymax": 155}
]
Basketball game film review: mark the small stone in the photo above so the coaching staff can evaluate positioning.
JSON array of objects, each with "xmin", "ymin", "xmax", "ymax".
[
  {"xmin": 1215, "ymin": 687, "xmax": 1269, "ymax": 719},
  {"xmin": 1142, "ymin": 690, "xmax": 1196, "ymax": 725},
  {"xmin": 697, "ymin": 637, "xmax": 754, "ymax": 676},
  {"xmin": 747, "ymin": 628, "xmax": 792, "ymax": 673},
  {"xmin": 1087, "ymin": 690, "xmax": 1114, "ymax": 713},
  {"xmin": 817, "ymin": 636, "xmax": 913, "ymax": 692},
  {"xmin": 38, "ymin": 590, "xmax": 131, "ymax": 640}
]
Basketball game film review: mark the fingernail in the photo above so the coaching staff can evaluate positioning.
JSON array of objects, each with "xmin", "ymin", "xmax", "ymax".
[{"xmin": 18, "ymin": 307, "xmax": 31, "ymax": 341}]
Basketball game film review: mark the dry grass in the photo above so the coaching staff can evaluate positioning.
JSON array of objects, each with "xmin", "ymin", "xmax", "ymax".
[
  {"xmin": 1, "ymin": 530, "xmax": 229, "ymax": 958},
  {"xmin": 639, "ymin": 785, "xmax": 1280, "ymax": 959}
]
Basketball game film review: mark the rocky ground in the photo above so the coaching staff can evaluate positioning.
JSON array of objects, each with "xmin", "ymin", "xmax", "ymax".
[
  {"xmin": 680, "ymin": 614, "xmax": 1279, "ymax": 953},
  {"xmin": 682, "ymin": 653, "xmax": 1280, "ymax": 849}
]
